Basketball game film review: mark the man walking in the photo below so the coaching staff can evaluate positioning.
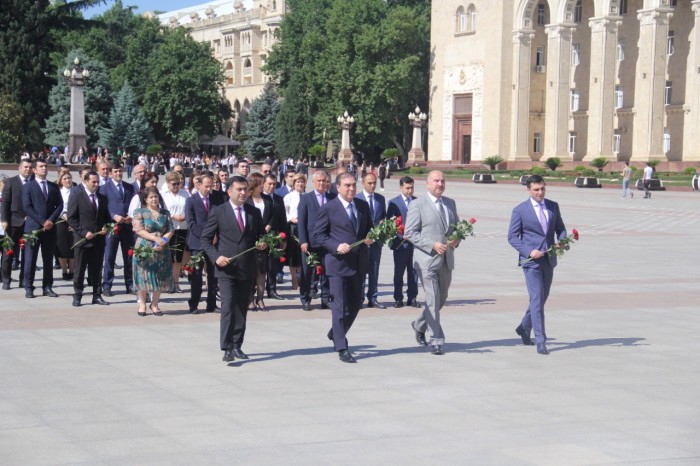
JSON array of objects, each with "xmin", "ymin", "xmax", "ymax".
[
  {"xmin": 507, "ymin": 175, "xmax": 567, "ymax": 355},
  {"xmin": 642, "ymin": 162, "xmax": 654, "ymax": 199},
  {"xmin": 621, "ymin": 162, "xmax": 633, "ymax": 198},
  {"xmin": 404, "ymin": 171, "xmax": 460, "ymax": 355},
  {"xmin": 355, "ymin": 172, "xmax": 386, "ymax": 308},
  {"xmin": 387, "ymin": 176, "xmax": 419, "ymax": 308},
  {"xmin": 1, "ymin": 160, "xmax": 32, "ymax": 290}
]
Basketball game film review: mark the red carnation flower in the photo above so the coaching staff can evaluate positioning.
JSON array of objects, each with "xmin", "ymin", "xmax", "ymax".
[
  {"xmin": 315, "ymin": 265, "xmax": 323, "ymax": 275},
  {"xmin": 114, "ymin": 225, "xmax": 120, "ymax": 234},
  {"xmin": 279, "ymin": 232, "xmax": 286, "ymax": 239},
  {"xmin": 19, "ymin": 244, "xmax": 25, "ymax": 250},
  {"xmin": 469, "ymin": 218, "xmax": 476, "ymax": 224},
  {"xmin": 19, "ymin": 238, "xmax": 24, "ymax": 245},
  {"xmin": 572, "ymin": 229, "xmax": 579, "ymax": 241},
  {"xmin": 398, "ymin": 225, "xmax": 405, "ymax": 235},
  {"xmin": 5, "ymin": 250, "xmax": 13, "ymax": 256},
  {"xmin": 127, "ymin": 249, "xmax": 134, "ymax": 257},
  {"xmin": 396, "ymin": 216, "xmax": 402, "ymax": 223},
  {"xmin": 279, "ymin": 256, "xmax": 286, "ymax": 263}
]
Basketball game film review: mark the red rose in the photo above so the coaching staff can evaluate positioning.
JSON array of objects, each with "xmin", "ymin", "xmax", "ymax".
[
  {"xmin": 114, "ymin": 225, "xmax": 120, "ymax": 234},
  {"xmin": 316, "ymin": 265, "xmax": 323, "ymax": 275},
  {"xmin": 278, "ymin": 232, "xmax": 286, "ymax": 239},
  {"xmin": 469, "ymin": 218, "xmax": 476, "ymax": 224},
  {"xmin": 572, "ymin": 229, "xmax": 579, "ymax": 241},
  {"xmin": 18, "ymin": 238, "xmax": 24, "ymax": 245},
  {"xmin": 279, "ymin": 256, "xmax": 286, "ymax": 263},
  {"xmin": 127, "ymin": 249, "xmax": 134, "ymax": 257},
  {"xmin": 19, "ymin": 244, "xmax": 24, "ymax": 250},
  {"xmin": 398, "ymin": 225, "xmax": 405, "ymax": 235},
  {"xmin": 396, "ymin": 216, "xmax": 402, "ymax": 223},
  {"xmin": 5, "ymin": 250, "xmax": 13, "ymax": 256}
]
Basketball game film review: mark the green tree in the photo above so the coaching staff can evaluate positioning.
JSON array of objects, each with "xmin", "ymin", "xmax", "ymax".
[
  {"xmin": 275, "ymin": 74, "xmax": 312, "ymax": 158},
  {"xmin": 142, "ymin": 28, "xmax": 230, "ymax": 144},
  {"xmin": 590, "ymin": 157, "xmax": 609, "ymax": 172},
  {"xmin": 43, "ymin": 50, "xmax": 113, "ymax": 149},
  {"xmin": 0, "ymin": 94, "xmax": 25, "ymax": 162},
  {"xmin": 99, "ymin": 82, "xmax": 152, "ymax": 152},
  {"xmin": 243, "ymin": 83, "xmax": 280, "ymax": 160},
  {"xmin": 545, "ymin": 157, "xmax": 562, "ymax": 171}
]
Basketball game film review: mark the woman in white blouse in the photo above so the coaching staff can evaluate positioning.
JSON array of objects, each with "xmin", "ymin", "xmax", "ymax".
[
  {"xmin": 56, "ymin": 172, "xmax": 75, "ymax": 280},
  {"xmin": 283, "ymin": 173, "xmax": 306, "ymax": 290},
  {"xmin": 161, "ymin": 171, "xmax": 190, "ymax": 293}
]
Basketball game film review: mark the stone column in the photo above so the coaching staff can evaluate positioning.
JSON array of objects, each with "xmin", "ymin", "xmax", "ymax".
[
  {"xmin": 585, "ymin": 16, "xmax": 622, "ymax": 161},
  {"xmin": 67, "ymin": 69, "xmax": 88, "ymax": 161},
  {"xmin": 688, "ymin": 1, "xmax": 700, "ymax": 161},
  {"xmin": 337, "ymin": 112, "xmax": 354, "ymax": 164},
  {"xmin": 543, "ymin": 23, "xmax": 576, "ymax": 161},
  {"xmin": 407, "ymin": 108, "xmax": 427, "ymax": 166},
  {"xmin": 509, "ymin": 29, "xmax": 535, "ymax": 161},
  {"xmin": 631, "ymin": 7, "xmax": 674, "ymax": 161}
]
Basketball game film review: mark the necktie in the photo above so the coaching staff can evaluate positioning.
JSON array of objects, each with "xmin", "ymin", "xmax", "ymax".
[
  {"xmin": 236, "ymin": 206, "xmax": 245, "ymax": 232},
  {"xmin": 405, "ymin": 197, "xmax": 410, "ymax": 209},
  {"xmin": 90, "ymin": 193, "xmax": 96, "ymax": 211},
  {"xmin": 203, "ymin": 196, "xmax": 209, "ymax": 213},
  {"xmin": 347, "ymin": 203, "xmax": 358, "ymax": 232},
  {"xmin": 117, "ymin": 183, "xmax": 124, "ymax": 200},
  {"xmin": 538, "ymin": 203, "xmax": 548, "ymax": 234},
  {"xmin": 436, "ymin": 198, "xmax": 448, "ymax": 227},
  {"xmin": 368, "ymin": 194, "xmax": 374, "ymax": 221},
  {"xmin": 319, "ymin": 193, "xmax": 325, "ymax": 206},
  {"xmin": 41, "ymin": 181, "xmax": 48, "ymax": 199}
]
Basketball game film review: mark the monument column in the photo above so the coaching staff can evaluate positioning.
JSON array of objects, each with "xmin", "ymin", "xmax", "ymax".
[
  {"xmin": 631, "ymin": 7, "xmax": 674, "ymax": 161},
  {"xmin": 543, "ymin": 23, "xmax": 576, "ymax": 161},
  {"xmin": 336, "ymin": 111, "xmax": 354, "ymax": 164},
  {"xmin": 688, "ymin": 1, "xmax": 700, "ymax": 161},
  {"xmin": 586, "ymin": 16, "xmax": 622, "ymax": 161},
  {"xmin": 509, "ymin": 29, "xmax": 535, "ymax": 161},
  {"xmin": 64, "ymin": 57, "xmax": 89, "ymax": 161}
]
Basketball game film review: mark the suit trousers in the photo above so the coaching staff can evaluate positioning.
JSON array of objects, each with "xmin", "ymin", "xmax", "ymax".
[
  {"xmin": 392, "ymin": 247, "xmax": 417, "ymax": 303},
  {"xmin": 328, "ymin": 275, "xmax": 364, "ymax": 351},
  {"xmin": 188, "ymin": 251, "xmax": 218, "ymax": 311},
  {"xmin": 362, "ymin": 242, "xmax": 382, "ymax": 301},
  {"xmin": 521, "ymin": 262, "xmax": 553, "ymax": 344},
  {"xmin": 413, "ymin": 260, "xmax": 452, "ymax": 345},
  {"xmin": 219, "ymin": 276, "xmax": 253, "ymax": 350},
  {"xmin": 23, "ymin": 230, "xmax": 56, "ymax": 291},
  {"xmin": 1, "ymin": 225, "xmax": 25, "ymax": 286},
  {"xmin": 300, "ymin": 251, "xmax": 329, "ymax": 305},
  {"xmin": 102, "ymin": 228, "xmax": 134, "ymax": 291},
  {"xmin": 73, "ymin": 242, "xmax": 105, "ymax": 297}
]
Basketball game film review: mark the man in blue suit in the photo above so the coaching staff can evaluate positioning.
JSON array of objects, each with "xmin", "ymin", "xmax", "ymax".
[
  {"xmin": 297, "ymin": 170, "xmax": 335, "ymax": 310},
  {"xmin": 274, "ymin": 168, "xmax": 296, "ymax": 198},
  {"xmin": 22, "ymin": 159, "xmax": 63, "ymax": 298},
  {"xmin": 313, "ymin": 172, "xmax": 372, "ymax": 363},
  {"xmin": 507, "ymin": 175, "xmax": 567, "ymax": 355},
  {"xmin": 387, "ymin": 176, "xmax": 419, "ymax": 308},
  {"xmin": 99, "ymin": 163, "xmax": 135, "ymax": 296},
  {"xmin": 355, "ymin": 172, "xmax": 386, "ymax": 308}
]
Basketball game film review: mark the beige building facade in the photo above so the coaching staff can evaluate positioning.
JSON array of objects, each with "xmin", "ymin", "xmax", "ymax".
[
  {"xmin": 157, "ymin": 0, "xmax": 286, "ymax": 135},
  {"xmin": 429, "ymin": 0, "xmax": 700, "ymax": 165}
]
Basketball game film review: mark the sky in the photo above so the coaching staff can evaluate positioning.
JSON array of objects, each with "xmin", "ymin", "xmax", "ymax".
[{"xmin": 83, "ymin": 0, "xmax": 202, "ymax": 18}]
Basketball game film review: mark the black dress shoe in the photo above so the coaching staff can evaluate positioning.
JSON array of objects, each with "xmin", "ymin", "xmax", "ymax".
[
  {"xmin": 103, "ymin": 289, "xmax": 114, "ymax": 297},
  {"xmin": 368, "ymin": 300, "xmax": 385, "ymax": 309},
  {"xmin": 232, "ymin": 349, "xmax": 249, "ymax": 360},
  {"xmin": 338, "ymin": 349, "xmax": 357, "ymax": 363},
  {"xmin": 189, "ymin": 306, "xmax": 200, "ymax": 314},
  {"xmin": 2, "ymin": 283, "xmax": 10, "ymax": 291},
  {"xmin": 54, "ymin": 262, "xmax": 61, "ymax": 270},
  {"xmin": 430, "ymin": 345, "xmax": 445, "ymax": 355},
  {"xmin": 320, "ymin": 302, "xmax": 330, "ymax": 309},
  {"xmin": 394, "ymin": 301, "xmax": 404, "ymax": 308},
  {"xmin": 412, "ymin": 323, "xmax": 428, "ymax": 346},
  {"xmin": 92, "ymin": 296, "xmax": 109, "ymax": 305},
  {"xmin": 302, "ymin": 302, "xmax": 312, "ymax": 311},
  {"xmin": 72, "ymin": 296, "xmax": 81, "ymax": 307},
  {"xmin": 515, "ymin": 325, "xmax": 535, "ymax": 346},
  {"xmin": 223, "ymin": 350, "xmax": 235, "ymax": 362},
  {"xmin": 125, "ymin": 286, "xmax": 134, "ymax": 295},
  {"xmin": 25, "ymin": 290, "xmax": 35, "ymax": 298},
  {"xmin": 537, "ymin": 343, "xmax": 549, "ymax": 355},
  {"xmin": 268, "ymin": 291, "xmax": 284, "ymax": 300},
  {"xmin": 206, "ymin": 306, "xmax": 219, "ymax": 313},
  {"xmin": 407, "ymin": 299, "xmax": 421, "ymax": 308},
  {"xmin": 327, "ymin": 330, "xmax": 333, "ymax": 341},
  {"xmin": 43, "ymin": 288, "xmax": 59, "ymax": 298},
  {"xmin": 62, "ymin": 272, "xmax": 69, "ymax": 281}
]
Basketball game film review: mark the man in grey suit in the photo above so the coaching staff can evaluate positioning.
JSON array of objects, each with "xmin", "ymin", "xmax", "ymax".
[
  {"xmin": 404, "ymin": 170, "xmax": 460, "ymax": 355},
  {"xmin": 507, "ymin": 175, "xmax": 567, "ymax": 355}
]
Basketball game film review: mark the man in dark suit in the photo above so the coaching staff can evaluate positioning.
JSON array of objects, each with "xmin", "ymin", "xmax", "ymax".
[
  {"xmin": 99, "ymin": 163, "xmax": 135, "ymax": 296},
  {"xmin": 355, "ymin": 172, "xmax": 386, "ymax": 308},
  {"xmin": 22, "ymin": 159, "xmax": 63, "ymax": 298},
  {"xmin": 274, "ymin": 168, "xmax": 296, "ymax": 198},
  {"xmin": 201, "ymin": 176, "xmax": 267, "ymax": 363},
  {"xmin": 313, "ymin": 172, "xmax": 372, "ymax": 363},
  {"xmin": 262, "ymin": 174, "xmax": 289, "ymax": 300},
  {"xmin": 1, "ymin": 159, "xmax": 32, "ymax": 290},
  {"xmin": 507, "ymin": 174, "xmax": 567, "ymax": 355},
  {"xmin": 185, "ymin": 173, "xmax": 225, "ymax": 314},
  {"xmin": 67, "ymin": 171, "xmax": 110, "ymax": 307},
  {"xmin": 297, "ymin": 170, "xmax": 336, "ymax": 311},
  {"xmin": 387, "ymin": 176, "xmax": 419, "ymax": 308}
]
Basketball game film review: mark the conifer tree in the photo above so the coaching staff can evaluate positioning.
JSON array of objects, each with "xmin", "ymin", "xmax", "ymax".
[
  {"xmin": 244, "ymin": 83, "xmax": 280, "ymax": 160},
  {"xmin": 99, "ymin": 83, "xmax": 152, "ymax": 152}
]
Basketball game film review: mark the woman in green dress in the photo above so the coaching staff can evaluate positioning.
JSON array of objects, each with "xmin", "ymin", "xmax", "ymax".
[{"xmin": 132, "ymin": 186, "xmax": 174, "ymax": 316}]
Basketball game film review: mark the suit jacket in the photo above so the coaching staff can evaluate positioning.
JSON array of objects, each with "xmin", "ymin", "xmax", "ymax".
[
  {"xmin": 387, "ymin": 194, "xmax": 416, "ymax": 251},
  {"xmin": 1, "ymin": 175, "xmax": 30, "ymax": 227},
  {"xmin": 355, "ymin": 191, "xmax": 386, "ymax": 227},
  {"xmin": 99, "ymin": 180, "xmax": 135, "ymax": 220},
  {"xmin": 185, "ymin": 190, "xmax": 225, "ymax": 251},
  {"xmin": 313, "ymin": 197, "xmax": 371, "ymax": 277},
  {"xmin": 262, "ymin": 192, "xmax": 290, "ymax": 236},
  {"xmin": 507, "ymin": 198, "xmax": 567, "ymax": 268},
  {"xmin": 297, "ymin": 190, "xmax": 337, "ymax": 248},
  {"xmin": 404, "ymin": 195, "xmax": 459, "ymax": 272},
  {"xmin": 66, "ymin": 187, "xmax": 110, "ymax": 247},
  {"xmin": 274, "ymin": 184, "xmax": 293, "ymax": 198},
  {"xmin": 22, "ymin": 179, "xmax": 63, "ymax": 232},
  {"xmin": 200, "ymin": 201, "xmax": 266, "ymax": 280},
  {"xmin": 246, "ymin": 196, "xmax": 274, "ymax": 231}
]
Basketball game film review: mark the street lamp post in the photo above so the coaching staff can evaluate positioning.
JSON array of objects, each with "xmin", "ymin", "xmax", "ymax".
[
  {"xmin": 336, "ymin": 111, "xmax": 354, "ymax": 164},
  {"xmin": 64, "ymin": 57, "xmax": 90, "ymax": 163},
  {"xmin": 407, "ymin": 106, "xmax": 427, "ymax": 166}
]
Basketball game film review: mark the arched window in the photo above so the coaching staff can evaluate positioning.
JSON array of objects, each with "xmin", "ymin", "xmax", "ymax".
[
  {"xmin": 456, "ymin": 6, "xmax": 466, "ymax": 33},
  {"xmin": 574, "ymin": 0, "xmax": 582, "ymax": 23},
  {"xmin": 466, "ymin": 4, "xmax": 476, "ymax": 33},
  {"xmin": 537, "ymin": 3, "xmax": 547, "ymax": 26}
]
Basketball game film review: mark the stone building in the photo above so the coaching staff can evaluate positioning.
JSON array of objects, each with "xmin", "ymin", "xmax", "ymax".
[
  {"xmin": 429, "ymin": 0, "xmax": 700, "ymax": 166},
  {"xmin": 157, "ymin": 0, "xmax": 286, "ymax": 135}
]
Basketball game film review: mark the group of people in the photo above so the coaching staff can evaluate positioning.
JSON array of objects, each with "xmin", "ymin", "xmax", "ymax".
[{"xmin": 1, "ymin": 157, "xmax": 568, "ymax": 363}]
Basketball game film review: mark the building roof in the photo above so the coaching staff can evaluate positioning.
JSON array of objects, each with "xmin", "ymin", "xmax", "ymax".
[{"xmin": 156, "ymin": 0, "xmax": 256, "ymax": 27}]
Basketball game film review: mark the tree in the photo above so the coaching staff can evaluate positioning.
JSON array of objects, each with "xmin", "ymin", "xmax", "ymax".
[
  {"xmin": 99, "ymin": 82, "xmax": 152, "ymax": 152},
  {"xmin": 142, "ymin": 28, "xmax": 230, "ymax": 144},
  {"xmin": 545, "ymin": 157, "xmax": 562, "ymax": 171},
  {"xmin": 483, "ymin": 155, "xmax": 504, "ymax": 170},
  {"xmin": 590, "ymin": 157, "xmax": 609, "ymax": 172},
  {"xmin": 243, "ymin": 83, "xmax": 280, "ymax": 160},
  {"xmin": 43, "ymin": 50, "xmax": 113, "ymax": 148},
  {"xmin": 0, "ymin": 94, "xmax": 25, "ymax": 161},
  {"xmin": 275, "ymin": 74, "xmax": 312, "ymax": 158}
]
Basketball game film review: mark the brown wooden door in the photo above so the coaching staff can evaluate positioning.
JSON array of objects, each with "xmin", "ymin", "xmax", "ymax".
[{"xmin": 453, "ymin": 118, "xmax": 472, "ymax": 163}]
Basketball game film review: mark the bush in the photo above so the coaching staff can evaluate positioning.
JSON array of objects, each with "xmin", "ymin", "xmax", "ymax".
[
  {"xmin": 545, "ymin": 157, "xmax": 562, "ymax": 171},
  {"xmin": 648, "ymin": 159, "xmax": 661, "ymax": 168},
  {"xmin": 483, "ymin": 155, "xmax": 504, "ymax": 170},
  {"xmin": 381, "ymin": 148, "xmax": 399, "ymax": 160},
  {"xmin": 581, "ymin": 168, "xmax": 596, "ymax": 176},
  {"xmin": 408, "ymin": 166, "xmax": 428, "ymax": 175},
  {"xmin": 575, "ymin": 165, "xmax": 586, "ymax": 172},
  {"xmin": 308, "ymin": 144, "xmax": 325, "ymax": 161},
  {"xmin": 531, "ymin": 167, "xmax": 547, "ymax": 175},
  {"xmin": 590, "ymin": 157, "xmax": 609, "ymax": 172},
  {"xmin": 146, "ymin": 144, "xmax": 162, "ymax": 154},
  {"xmin": 683, "ymin": 166, "xmax": 696, "ymax": 175}
]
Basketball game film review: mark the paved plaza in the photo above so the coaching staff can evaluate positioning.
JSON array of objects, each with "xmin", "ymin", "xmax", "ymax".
[{"xmin": 1, "ymin": 170, "xmax": 699, "ymax": 465}]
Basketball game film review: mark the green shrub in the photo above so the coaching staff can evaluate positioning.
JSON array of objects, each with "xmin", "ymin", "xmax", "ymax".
[
  {"xmin": 575, "ymin": 165, "xmax": 586, "ymax": 172},
  {"xmin": 648, "ymin": 159, "xmax": 661, "ymax": 168},
  {"xmin": 483, "ymin": 155, "xmax": 504, "ymax": 170},
  {"xmin": 545, "ymin": 157, "xmax": 562, "ymax": 171},
  {"xmin": 381, "ymin": 148, "xmax": 399, "ymax": 160},
  {"xmin": 146, "ymin": 144, "xmax": 162, "ymax": 154},
  {"xmin": 531, "ymin": 167, "xmax": 547, "ymax": 175},
  {"xmin": 590, "ymin": 157, "xmax": 609, "ymax": 172},
  {"xmin": 683, "ymin": 166, "xmax": 696, "ymax": 175},
  {"xmin": 408, "ymin": 166, "xmax": 428, "ymax": 175},
  {"xmin": 581, "ymin": 168, "xmax": 596, "ymax": 176}
]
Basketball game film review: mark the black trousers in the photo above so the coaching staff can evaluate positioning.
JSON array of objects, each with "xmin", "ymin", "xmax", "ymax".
[
  {"xmin": 23, "ymin": 229, "xmax": 56, "ymax": 291},
  {"xmin": 188, "ymin": 250, "xmax": 218, "ymax": 311},
  {"xmin": 328, "ymin": 275, "xmax": 364, "ymax": 351},
  {"xmin": 74, "ymin": 240, "xmax": 105, "ymax": 297},
  {"xmin": 1, "ymin": 225, "xmax": 25, "ymax": 286},
  {"xmin": 219, "ymin": 277, "xmax": 253, "ymax": 350},
  {"xmin": 300, "ymin": 250, "xmax": 329, "ymax": 305}
]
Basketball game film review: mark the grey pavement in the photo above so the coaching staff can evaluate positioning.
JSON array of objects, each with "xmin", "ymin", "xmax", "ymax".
[{"xmin": 1, "ymin": 169, "xmax": 699, "ymax": 465}]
